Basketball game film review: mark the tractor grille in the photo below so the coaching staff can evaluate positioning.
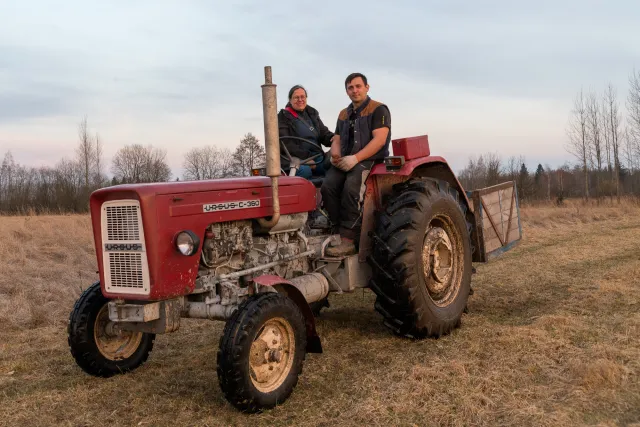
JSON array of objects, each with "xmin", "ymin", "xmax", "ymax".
[
  {"xmin": 101, "ymin": 200, "xmax": 150, "ymax": 295},
  {"xmin": 108, "ymin": 253, "xmax": 144, "ymax": 289},
  {"xmin": 106, "ymin": 205, "xmax": 140, "ymax": 241}
]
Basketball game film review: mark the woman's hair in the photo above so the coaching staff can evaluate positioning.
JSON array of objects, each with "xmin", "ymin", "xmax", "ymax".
[{"xmin": 288, "ymin": 85, "xmax": 307, "ymax": 100}]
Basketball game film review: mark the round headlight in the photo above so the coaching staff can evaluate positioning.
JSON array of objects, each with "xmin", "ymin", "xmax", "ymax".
[{"xmin": 175, "ymin": 230, "xmax": 199, "ymax": 256}]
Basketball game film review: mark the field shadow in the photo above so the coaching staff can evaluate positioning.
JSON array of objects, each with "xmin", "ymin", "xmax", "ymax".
[
  {"xmin": 314, "ymin": 304, "xmax": 388, "ymax": 336},
  {"xmin": 470, "ymin": 282, "xmax": 571, "ymax": 326}
]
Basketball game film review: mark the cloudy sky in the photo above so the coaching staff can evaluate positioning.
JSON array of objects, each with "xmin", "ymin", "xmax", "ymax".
[{"xmin": 1, "ymin": 0, "xmax": 639, "ymax": 175}]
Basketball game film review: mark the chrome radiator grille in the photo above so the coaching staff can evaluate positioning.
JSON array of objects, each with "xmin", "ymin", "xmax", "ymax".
[
  {"xmin": 108, "ymin": 252, "xmax": 144, "ymax": 289},
  {"xmin": 101, "ymin": 200, "xmax": 150, "ymax": 295},
  {"xmin": 106, "ymin": 205, "xmax": 140, "ymax": 241}
]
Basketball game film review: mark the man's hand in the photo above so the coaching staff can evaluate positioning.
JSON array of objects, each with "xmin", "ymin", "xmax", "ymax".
[{"xmin": 336, "ymin": 155, "xmax": 358, "ymax": 171}]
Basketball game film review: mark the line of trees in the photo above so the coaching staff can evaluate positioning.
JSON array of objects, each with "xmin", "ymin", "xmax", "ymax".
[
  {"xmin": 0, "ymin": 119, "xmax": 266, "ymax": 213},
  {"xmin": 3, "ymin": 68, "xmax": 640, "ymax": 214},
  {"xmin": 457, "ymin": 153, "xmax": 599, "ymax": 205},
  {"xmin": 563, "ymin": 68, "xmax": 640, "ymax": 202},
  {"xmin": 458, "ymin": 68, "xmax": 640, "ymax": 204}
]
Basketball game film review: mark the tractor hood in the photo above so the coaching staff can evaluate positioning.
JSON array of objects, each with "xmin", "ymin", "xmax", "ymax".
[
  {"xmin": 89, "ymin": 175, "xmax": 317, "ymax": 301},
  {"xmin": 92, "ymin": 176, "xmax": 304, "ymax": 198}
]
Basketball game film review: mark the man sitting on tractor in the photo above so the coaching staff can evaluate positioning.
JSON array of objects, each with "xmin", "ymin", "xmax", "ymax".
[{"xmin": 321, "ymin": 73, "xmax": 391, "ymax": 257}]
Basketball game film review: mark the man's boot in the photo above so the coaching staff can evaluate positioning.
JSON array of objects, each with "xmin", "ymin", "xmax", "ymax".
[{"xmin": 325, "ymin": 237, "xmax": 356, "ymax": 257}]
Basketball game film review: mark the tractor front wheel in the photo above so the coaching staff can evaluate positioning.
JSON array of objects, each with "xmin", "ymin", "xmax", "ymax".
[
  {"xmin": 217, "ymin": 292, "xmax": 307, "ymax": 413},
  {"xmin": 68, "ymin": 281, "xmax": 155, "ymax": 377}
]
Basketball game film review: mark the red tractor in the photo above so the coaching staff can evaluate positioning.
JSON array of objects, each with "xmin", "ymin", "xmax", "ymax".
[{"xmin": 67, "ymin": 66, "xmax": 522, "ymax": 413}]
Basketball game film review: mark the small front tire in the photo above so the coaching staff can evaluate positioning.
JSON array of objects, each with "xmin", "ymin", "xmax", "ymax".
[
  {"xmin": 68, "ymin": 281, "xmax": 155, "ymax": 377},
  {"xmin": 217, "ymin": 292, "xmax": 307, "ymax": 413}
]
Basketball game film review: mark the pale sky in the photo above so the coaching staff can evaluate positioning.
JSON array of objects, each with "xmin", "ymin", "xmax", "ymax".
[{"xmin": 1, "ymin": 0, "xmax": 639, "ymax": 176}]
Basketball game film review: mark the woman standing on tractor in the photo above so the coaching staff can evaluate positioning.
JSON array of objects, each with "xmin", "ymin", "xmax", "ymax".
[{"xmin": 277, "ymin": 85, "xmax": 338, "ymax": 178}]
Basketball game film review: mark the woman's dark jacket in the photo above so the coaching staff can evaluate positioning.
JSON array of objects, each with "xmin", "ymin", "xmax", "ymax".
[{"xmin": 277, "ymin": 103, "xmax": 334, "ymax": 169}]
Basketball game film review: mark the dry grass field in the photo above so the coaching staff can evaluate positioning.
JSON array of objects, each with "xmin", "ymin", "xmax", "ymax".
[{"xmin": 1, "ymin": 199, "xmax": 640, "ymax": 426}]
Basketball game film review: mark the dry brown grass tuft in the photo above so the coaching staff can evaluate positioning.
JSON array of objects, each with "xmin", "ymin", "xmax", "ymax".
[
  {"xmin": 520, "ymin": 197, "xmax": 640, "ymax": 229},
  {"xmin": 0, "ymin": 215, "xmax": 97, "ymax": 331},
  {"xmin": 576, "ymin": 359, "xmax": 629, "ymax": 389},
  {"xmin": 1, "ymin": 201, "xmax": 640, "ymax": 426}
]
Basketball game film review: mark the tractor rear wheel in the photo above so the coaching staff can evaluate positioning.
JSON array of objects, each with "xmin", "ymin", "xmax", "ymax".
[
  {"xmin": 217, "ymin": 292, "xmax": 307, "ymax": 413},
  {"xmin": 68, "ymin": 281, "xmax": 155, "ymax": 377},
  {"xmin": 368, "ymin": 177, "xmax": 472, "ymax": 338}
]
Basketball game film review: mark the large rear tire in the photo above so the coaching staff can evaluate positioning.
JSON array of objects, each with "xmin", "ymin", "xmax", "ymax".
[
  {"xmin": 217, "ymin": 292, "xmax": 307, "ymax": 413},
  {"xmin": 68, "ymin": 281, "xmax": 155, "ymax": 377},
  {"xmin": 367, "ymin": 177, "xmax": 472, "ymax": 338}
]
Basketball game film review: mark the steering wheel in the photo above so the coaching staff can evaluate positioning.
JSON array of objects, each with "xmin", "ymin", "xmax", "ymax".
[{"xmin": 279, "ymin": 136, "xmax": 326, "ymax": 169}]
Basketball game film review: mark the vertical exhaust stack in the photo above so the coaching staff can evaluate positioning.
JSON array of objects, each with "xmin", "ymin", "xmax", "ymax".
[
  {"xmin": 257, "ymin": 66, "xmax": 280, "ymax": 228},
  {"xmin": 262, "ymin": 66, "xmax": 281, "ymax": 177}
]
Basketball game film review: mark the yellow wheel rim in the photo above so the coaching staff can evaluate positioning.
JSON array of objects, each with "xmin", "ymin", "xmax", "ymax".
[
  {"xmin": 93, "ymin": 305, "xmax": 143, "ymax": 361},
  {"xmin": 249, "ymin": 317, "xmax": 296, "ymax": 393}
]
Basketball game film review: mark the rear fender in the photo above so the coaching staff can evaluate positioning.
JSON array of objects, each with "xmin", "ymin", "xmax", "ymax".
[
  {"xmin": 369, "ymin": 156, "xmax": 471, "ymax": 208},
  {"xmin": 252, "ymin": 275, "xmax": 322, "ymax": 354}
]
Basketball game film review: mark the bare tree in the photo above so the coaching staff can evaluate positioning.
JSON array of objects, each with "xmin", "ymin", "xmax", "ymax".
[
  {"xmin": 601, "ymin": 96, "xmax": 613, "ymax": 194},
  {"xmin": 623, "ymin": 127, "xmax": 635, "ymax": 171},
  {"xmin": 53, "ymin": 157, "xmax": 84, "ymax": 211},
  {"xmin": 0, "ymin": 151, "xmax": 16, "ymax": 211},
  {"xmin": 183, "ymin": 146, "xmax": 229, "ymax": 180},
  {"xmin": 484, "ymin": 152, "xmax": 502, "ymax": 186},
  {"xmin": 146, "ymin": 147, "xmax": 172, "ymax": 182},
  {"xmin": 504, "ymin": 155, "xmax": 525, "ymax": 184},
  {"xmin": 219, "ymin": 148, "xmax": 235, "ymax": 178},
  {"xmin": 622, "ymin": 127, "xmax": 640, "ymax": 194},
  {"xmin": 586, "ymin": 91, "xmax": 604, "ymax": 200},
  {"xmin": 94, "ymin": 133, "xmax": 105, "ymax": 187},
  {"xmin": 457, "ymin": 155, "xmax": 482, "ymax": 190},
  {"xmin": 76, "ymin": 116, "xmax": 95, "ymax": 189},
  {"xmin": 626, "ymin": 68, "xmax": 640, "ymax": 195},
  {"xmin": 232, "ymin": 133, "xmax": 266, "ymax": 177},
  {"xmin": 604, "ymin": 83, "xmax": 622, "ymax": 202},
  {"xmin": 111, "ymin": 144, "xmax": 172, "ymax": 183},
  {"xmin": 602, "ymin": 97, "xmax": 612, "ymax": 199},
  {"xmin": 505, "ymin": 156, "xmax": 517, "ymax": 182},
  {"xmin": 565, "ymin": 89, "xmax": 590, "ymax": 200},
  {"xmin": 183, "ymin": 147, "xmax": 207, "ymax": 180},
  {"xmin": 628, "ymin": 68, "xmax": 640, "ymax": 146}
]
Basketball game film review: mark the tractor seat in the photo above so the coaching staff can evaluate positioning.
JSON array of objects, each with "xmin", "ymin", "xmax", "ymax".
[{"xmin": 308, "ymin": 177, "xmax": 324, "ymax": 188}]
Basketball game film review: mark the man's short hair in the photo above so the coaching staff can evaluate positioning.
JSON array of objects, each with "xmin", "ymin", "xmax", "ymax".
[{"xmin": 345, "ymin": 73, "xmax": 368, "ymax": 89}]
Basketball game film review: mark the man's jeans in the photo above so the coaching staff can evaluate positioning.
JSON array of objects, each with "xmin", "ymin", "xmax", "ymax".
[{"xmin": 320, "ymin": 160, "xmax": 374, "ymax": 240}]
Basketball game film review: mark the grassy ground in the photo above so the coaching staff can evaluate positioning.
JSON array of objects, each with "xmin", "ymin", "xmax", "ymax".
[{"xmin": 1, "ymin": 199, "xmax": 639, "ymax": 426}]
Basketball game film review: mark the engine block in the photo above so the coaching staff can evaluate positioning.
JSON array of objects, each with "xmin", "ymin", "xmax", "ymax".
[{"xmin": 199, "ymin": 216, "xmax": 310, "ymax": 285}]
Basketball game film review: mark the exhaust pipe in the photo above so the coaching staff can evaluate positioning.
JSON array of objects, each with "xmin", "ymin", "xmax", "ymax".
[{"xmin": 257, "ymin": 65, "xmax": 281, "ymax": 228}]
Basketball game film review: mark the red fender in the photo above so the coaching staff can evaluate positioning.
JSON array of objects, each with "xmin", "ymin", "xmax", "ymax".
[
  {"xmin": 358, "ymin": 156, "xmax": 472, "ymax": 263},
  {"xmin": 369, "ymin": 155, "xmax": 471, "ymax": 208},
  {"xmin": 252, "ymin": 275, "xmax": 322, "ymax": 354}
]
